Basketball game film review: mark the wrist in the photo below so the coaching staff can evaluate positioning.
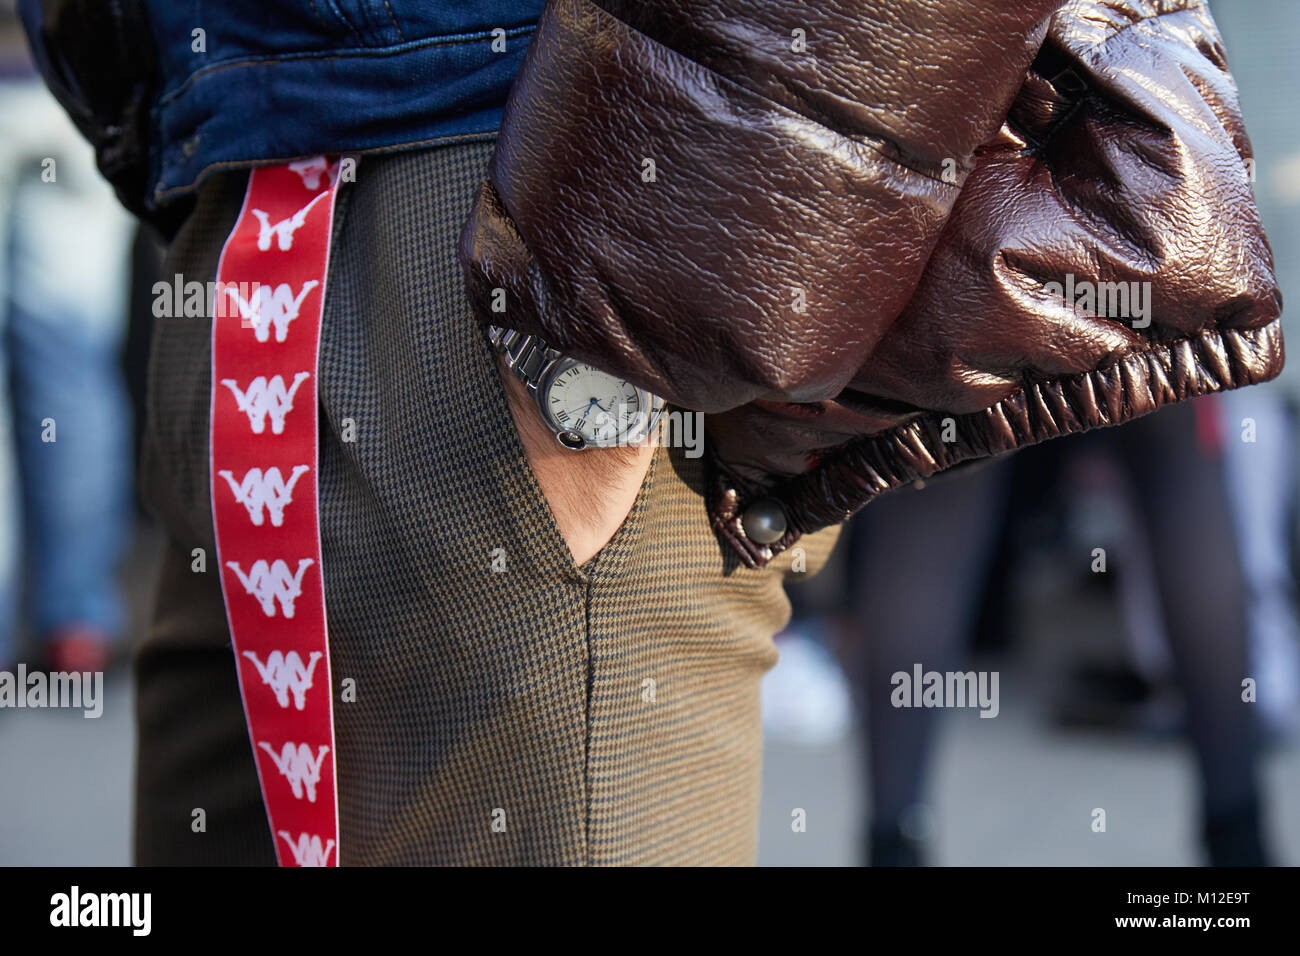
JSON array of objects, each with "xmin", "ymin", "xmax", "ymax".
[{"xmin": 495, "ymin": 353, "xmax": 654, "ymax": 561}]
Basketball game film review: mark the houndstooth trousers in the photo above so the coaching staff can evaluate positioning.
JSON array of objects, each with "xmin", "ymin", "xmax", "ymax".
[{"xmin": 134, "ymin": 139, "xmax": 840, "ymax": 866}]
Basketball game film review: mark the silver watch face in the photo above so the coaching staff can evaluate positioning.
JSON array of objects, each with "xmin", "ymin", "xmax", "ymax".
[{"xmin": 539, "ymin": 359, "xmax": 649, "ymax": 449}]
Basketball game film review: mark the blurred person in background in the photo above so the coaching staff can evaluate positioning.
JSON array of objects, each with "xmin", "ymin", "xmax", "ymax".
[
  {"xmin": 837, "ymin": 397, "xmax": 1277, "ymax": 867},
  {"xmin": 0, "ymin": 1, "xmax": 133, "ymax": 672},
  {"xmin": 1213, "ymin": 0, "xmax": 1300, "ymax": 739},
  {"xmin": 834, "ymin": 458, "xmax": 1012, "ymax": 867}
]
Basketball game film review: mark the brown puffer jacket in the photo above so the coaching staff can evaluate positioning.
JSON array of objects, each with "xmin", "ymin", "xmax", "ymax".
[{"xmin": 459, "ymin": 0, "xmax": 1284, "ymax": 567}]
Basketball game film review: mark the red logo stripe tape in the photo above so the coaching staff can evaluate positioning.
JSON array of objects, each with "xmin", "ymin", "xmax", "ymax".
[{"xmin": 209, "ymin": 158, "xmax": 342, "ymax": 867}]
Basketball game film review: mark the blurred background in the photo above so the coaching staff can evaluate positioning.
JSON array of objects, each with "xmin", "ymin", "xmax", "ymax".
[{"xmin": 1, "ymin": 0, "xmax": 1298, "ymax": 866}]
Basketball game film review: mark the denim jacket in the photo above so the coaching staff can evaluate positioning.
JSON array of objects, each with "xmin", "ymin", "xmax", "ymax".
[{"xmin": 20, "ymin": 0, "xmax": 542, "ymax": 229}]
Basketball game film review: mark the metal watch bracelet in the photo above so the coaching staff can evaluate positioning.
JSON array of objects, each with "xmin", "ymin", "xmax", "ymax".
[{"xmin": 488, "ymin": 324, "xmax": 559, "ymax": 391}]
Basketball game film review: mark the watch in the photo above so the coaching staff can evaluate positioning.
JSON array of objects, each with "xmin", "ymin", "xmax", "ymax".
[{"xmin": 489, "ymin": 325, "xmax": 666, "ymax": 451}]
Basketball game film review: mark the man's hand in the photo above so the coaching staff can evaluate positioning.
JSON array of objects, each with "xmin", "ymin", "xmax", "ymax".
[{"xmin": 497, "ymin": 357, "xmax": 655, "ymax": 567}]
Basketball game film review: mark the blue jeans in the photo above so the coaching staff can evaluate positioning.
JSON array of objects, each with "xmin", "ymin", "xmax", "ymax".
[{"xmin": 0, "ymin": 79, "xmax": 134, "ymax": 661}]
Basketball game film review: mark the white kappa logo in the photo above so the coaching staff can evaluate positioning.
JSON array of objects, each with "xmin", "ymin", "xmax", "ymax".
[
  {"xmin": 288, "ymin": 156, "xmax": 336, "ymax": 191},
  {"xmin": 222, "ymin": 280, "xmax": 319, "ymax": 343},
  {"xmin": 251, "ymin": 191, "xmax": 329, "ymax": 252},
  {"xmin": 226, "ymin": 558, "xmax": 315, "ymax": 618},
  {"xmin": 218, "ymin": 465, "xmax": 310, "ymax": 527},
  {"xmin": 220, "ymin": 372, "xmax": 310, "ymax": 435},
  {"xmin": 258, "ymin": 741, "xmax": 330, "ymax": 802},
  {"xmin": 277, "ymin": 831, "xmax": 336, "ymax": 867},
  {"xmin": 242, "ymin": 649, "xmax": 323, "ymax": 710}
]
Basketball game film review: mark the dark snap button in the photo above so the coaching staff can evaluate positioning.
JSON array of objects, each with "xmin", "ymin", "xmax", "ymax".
[{"xmin": 741, "ymin": 498, "xmax": 787, "ymax": 544}]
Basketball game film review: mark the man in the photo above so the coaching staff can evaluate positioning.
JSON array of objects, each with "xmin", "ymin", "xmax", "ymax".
[
  {"xmin": 0, "ymin": 1, "xmax": 133, "ymax": 674},
  {"xmin": 22, "ymin": 0, "xmax": 1282, "ymax": 865}
]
